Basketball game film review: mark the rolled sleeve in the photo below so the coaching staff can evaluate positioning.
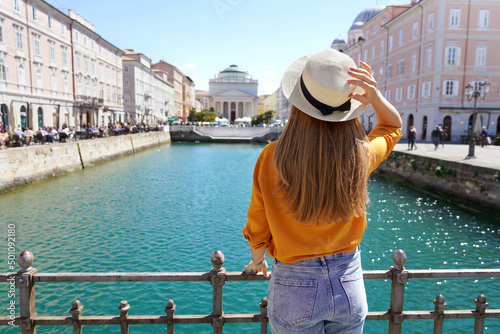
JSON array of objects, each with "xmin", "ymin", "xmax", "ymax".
[{"xmin": 367, "ymin": 125, "xmax": 402, "ymax": 172}]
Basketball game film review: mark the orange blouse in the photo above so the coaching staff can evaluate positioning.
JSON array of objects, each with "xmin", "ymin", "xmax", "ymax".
[{"xmin": 242, "ymin": 125, "xmax": 402, "ymax": 263}]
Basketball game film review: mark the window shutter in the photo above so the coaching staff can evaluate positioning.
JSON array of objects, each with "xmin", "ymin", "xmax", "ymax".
[
  {"xmin": 456, "ymin": 47, "xmax": 461, "ymax": 65},
  {"xmin": 6, "ymin": 66, "xmax": 9, "ymax": 81},
  {"xmin": 442, "ymin": 81, "xmax": 446, "ymax": 95},
  {"xmin": 453, "ymin": 80, "xmax": 459, "ymax": 96}
]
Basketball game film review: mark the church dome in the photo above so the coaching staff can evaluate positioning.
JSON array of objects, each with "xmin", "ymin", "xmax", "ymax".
[
  {"xmin": 332, "ymin": 36, "xmax": 346, "ymax": 45},
  {"xmin": 349, "ymin": 5, "xmax": 386, "ymax": 31},
  {"xmin": 220, "ymin": 65, "xmax": 247, "ymax": 73}
]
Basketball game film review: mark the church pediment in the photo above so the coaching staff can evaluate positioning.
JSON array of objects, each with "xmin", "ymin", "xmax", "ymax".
[{"xmin": 213, "ymin": 89, "xmax": 254, "ymax": 98}]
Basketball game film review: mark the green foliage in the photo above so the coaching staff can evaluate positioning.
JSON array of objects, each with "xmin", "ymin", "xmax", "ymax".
[
  {"xmin": 493, "ymin": 173, "xmax": 499, "ymax": 183},
  {"xmin": 434, "ymin": 166, "xmax": 443, "ymax": 176},
  {"xmin": 425, "ymin": 163, "xmax": 431, "ymax": 171},
  {"xmin": 190, "ymin": 110, "xmax": 217, "ymax": 122},
  {"xmin": 474, "ymin": 170, "xmax": 479, "ymax": 177},
  {"xmin": 251, "ymin": 111, "xmax": 274, "ymax": 126},
  {"xmin": 410, "ymin": 159, "xmax": 417, "ymax": 171},
  {"xmin": 390, "ymin": 153, "xmax": 397, "ymax": 161}
]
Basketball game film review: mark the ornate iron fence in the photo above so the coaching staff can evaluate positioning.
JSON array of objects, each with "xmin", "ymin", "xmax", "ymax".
[{"xmin": 1, "ymin": 249, "xmax": 499, "ymax": 333}]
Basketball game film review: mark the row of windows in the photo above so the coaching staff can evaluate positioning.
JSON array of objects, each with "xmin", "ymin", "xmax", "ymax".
[
  {"xmin": 383, "ymin": 80, "xmax": 476, "ymax": 103},
  {"xmin": 365, "ymin": 43, "xmax": 488, "ymax": 78},
  {"xmin": 364, "ymin": 8, "xmax": 490, "ymax": 43}
]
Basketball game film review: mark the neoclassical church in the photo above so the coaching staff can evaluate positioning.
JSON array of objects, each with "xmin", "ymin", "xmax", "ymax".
[{"xmin": 208, "ymin": 65, "xmax": 259, "ymax": 121}]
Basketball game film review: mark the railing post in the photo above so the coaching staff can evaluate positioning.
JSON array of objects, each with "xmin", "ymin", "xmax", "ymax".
[
  {"xmin": 260, "ymin": 297, "xmax": 268, "ymax": 334},
  {"xmin": 210, "ymin": 250, "xmax": 226, "ymax": 334},
  {"xmin": 388, "ymin": 249, "xmax": 407, "ymax": 334},
  {"xmin": 165, "ymin": 299, "xmax": 176, "ymax": 334},
  {"xmin": 69, "ymin": 300, "xmax": 84, "ymax": 334},
  {"xmin": 433, "ymin": 294, "xmax": 446, "ymax": 334},
  {"xmin": 473, "ymin": 294, "xmax": 488, "ymax": 334},
  {"xmin": 118, "ymin": 300, "xmax": 130, "ymax": 334},
  {"xmin": 17, "ymin": 251, "xmax": 38, "ymax": 334}
]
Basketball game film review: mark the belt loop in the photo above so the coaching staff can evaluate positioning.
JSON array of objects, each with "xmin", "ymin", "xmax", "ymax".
[{"xmin": 320, "ymin": 257, "xmax": 327, "ymax": 266}]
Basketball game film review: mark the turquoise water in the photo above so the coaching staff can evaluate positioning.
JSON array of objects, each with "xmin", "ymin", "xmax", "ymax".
[{"xmin": 0, "ymin": 142, "xmax": 499, "ymax": 333}]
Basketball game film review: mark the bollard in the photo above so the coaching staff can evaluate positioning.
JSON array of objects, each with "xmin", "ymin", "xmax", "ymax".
[
  {"xmin": 165, "ymin": 299, "xmax": 176, "ymax": 334},
  {"xmin": 433, "ymin": 294, "xmax": 446, "ymax": 334},
  {"xmin": 473, "ymin": 294, "xmax": 488, "ymax": 334},
  {"xmin": 259, "ymin": 297, "xmax": 268, "ymax": 334},
  {"xmin": 118, "ymin": 300, "xmax": 130, "ymax": 334},
  {"xmin": 69, "ymin": 300, "xmax": 84, "ymax": 334},
  {"xmin": 388, "ymin": 249, "xmax": 407, "ymax": 334},
  {"xmin": 17, "ymin": 250, "xmax": 38, "ymax": 334},
  {"xmin": 210, "ymin": 250, "xmax": 226, "ymax": 334}
]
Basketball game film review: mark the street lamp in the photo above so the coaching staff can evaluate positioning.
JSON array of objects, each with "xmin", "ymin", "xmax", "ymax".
[{"xmin": 464, "ymin": 80, "xmax": 490, "ymax": 159}]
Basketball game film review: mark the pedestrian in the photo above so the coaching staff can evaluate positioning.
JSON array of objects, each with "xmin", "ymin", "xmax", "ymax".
[
  {"xmin": 242, "ymin": 49, "xmax": 402, "ymax": 334},
  {"xmin": 438, "ymin": 126, "xmax": 445, "ymax": 148},
  {"xmin": 408, "ymin": 125, "xmax": 417, "ymax": 150},
  {"xmin": 431, "ymin": 126, "xmax": 440, "ymax": 150},
  {"xmin": 480, "ymin": 126, "xmax": 488, "ymax": 147}
]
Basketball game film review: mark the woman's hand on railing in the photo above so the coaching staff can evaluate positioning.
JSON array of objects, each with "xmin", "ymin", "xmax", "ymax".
[{"xmin": 242, "ymin": 259, "xmax": 269, "ymax": 278}]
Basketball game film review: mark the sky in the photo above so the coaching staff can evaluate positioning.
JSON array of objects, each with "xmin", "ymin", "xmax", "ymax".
[{"xmin": 45, "ymin": 0, "xmax": 412, "ymax": 96}]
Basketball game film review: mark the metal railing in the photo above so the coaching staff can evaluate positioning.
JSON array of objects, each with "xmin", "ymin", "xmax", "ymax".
[{"xmin": 0, "ymin": 249, "xmax": 499, "ymax": 333}]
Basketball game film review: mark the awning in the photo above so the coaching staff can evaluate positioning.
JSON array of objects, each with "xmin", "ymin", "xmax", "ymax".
[{"xmin": 168, "ymin": 118, "xmax": 176, "ymax": 122}]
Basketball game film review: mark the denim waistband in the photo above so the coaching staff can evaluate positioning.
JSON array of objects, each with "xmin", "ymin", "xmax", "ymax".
[{"xmin": 274, "ymin": 245, "xmax": 361, "ymax": 268}]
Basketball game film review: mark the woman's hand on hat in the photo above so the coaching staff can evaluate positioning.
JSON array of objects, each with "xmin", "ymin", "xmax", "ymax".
[
  {"xmin": 242, "ymin": 259, "xmax": 269, "ymax": 277},
  {"xmin": 347, "ymin": 61, "xmax": 381, "ymax": 105}
]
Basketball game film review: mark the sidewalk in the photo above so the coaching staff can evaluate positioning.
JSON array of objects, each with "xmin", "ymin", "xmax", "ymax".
[{"xmin": 393, "ymin": 142, "xmax": 500, "ymax": 171}]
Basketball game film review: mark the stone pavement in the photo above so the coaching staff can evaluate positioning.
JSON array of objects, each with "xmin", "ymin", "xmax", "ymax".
[{"xmin": 393, "ymin": 141, "xmax": 500, "ymax": 171}]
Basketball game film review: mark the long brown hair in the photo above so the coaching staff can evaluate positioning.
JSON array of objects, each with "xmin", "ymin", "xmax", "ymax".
[{"xmin": 273, "ymin": 105, "xmax": 370, "ymax": 224}]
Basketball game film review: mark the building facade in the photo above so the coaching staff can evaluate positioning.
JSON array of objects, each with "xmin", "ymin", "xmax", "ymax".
[
  {"xmin": 69, "ymin": 10, "xmax": 124, "ymax": 128},
  {"xmin": 195, "ymin": 90, "xmax": 209, "ymax": 111},
  {"xmin": 0, "ymin": 0, "xmax": 124, "ymax": 130},
  {"xmin": 333, "ymin": 0, "xmax": 500, "ymax": 142},
  {"xmin": 122, "ymin": 49, "xmax": 172, "ymax": 124},
  {"xmin": 151, "ymin": 61, "xmax": 187, "ymax": 119},
  {"xmin": 208, "ymin": 64, "xmax": 258, "ymax": 121},
  {"xmin": 263, "ymin": 88, "xmax": 279, "ymax": 118}
]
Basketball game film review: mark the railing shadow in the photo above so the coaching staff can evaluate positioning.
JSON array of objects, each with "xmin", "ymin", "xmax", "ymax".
[{"xmin": 1, "ymin": 249, "xmax": 499, "ymax": 333}]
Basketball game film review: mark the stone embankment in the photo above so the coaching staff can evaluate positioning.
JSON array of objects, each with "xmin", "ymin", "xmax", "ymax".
[
  {"xmin": 169, "ymin": 126, "xmax": 284, "ymax": 143},
  {"xmin": 377, "ymin": 144, "xmax": 500, "ymax": 219},
  {"xmin": 0, "ymin": 130, "xmax": 171, "ymax": 194}
]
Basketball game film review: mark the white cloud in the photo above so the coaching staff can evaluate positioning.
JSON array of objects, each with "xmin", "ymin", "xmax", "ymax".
[
  {"xmin": 182, "ymin": 63, "xmax": 197, "ymax": 70},
  {"xmin": 263, "ymin": 70, "xmax": 275, "ymax": 76}
]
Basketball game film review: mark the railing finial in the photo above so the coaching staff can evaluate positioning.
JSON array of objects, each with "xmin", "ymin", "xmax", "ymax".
[
  {"xmin": 118, "ymin": 300, "xmax": 131, "ymax": 314},
  {"xmin": 211, "ymin": 250, "xmax": 225, "ymax": 272},
  {"xmin": 475, "ymin": 294, "xmax": 488, "ymax": 313},
  {"xmin": 17, "ymin": 250, "xmax": 34, "ymax": 272},
  {"xmin": 433, "ymin": 294, "xmax": 447, "ymax": 313},
  {"xmin": 392, "ymin": 249, "xmax": 406, "ymax": 270}
]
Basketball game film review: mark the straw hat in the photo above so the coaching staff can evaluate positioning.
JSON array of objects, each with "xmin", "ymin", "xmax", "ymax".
[{"xmin": 282, "ymin": 49, "xmax": 367, "ymax": 122}]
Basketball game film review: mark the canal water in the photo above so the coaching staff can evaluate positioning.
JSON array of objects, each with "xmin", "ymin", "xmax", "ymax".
[{"xmin": 0, "ymin": 142, "xmax": 499, "ymax": 334}]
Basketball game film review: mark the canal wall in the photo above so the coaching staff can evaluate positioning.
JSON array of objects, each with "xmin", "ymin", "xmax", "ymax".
[
  {"xmin": 0, "ymin": 130, "xmax": 171, "ymax": 194},
  {"xmin": 169, "ymin": 126, "xmax": 283, "ymax": 143},
  {"xmin": 377, "ymin": 151, "xmax": 500, "ymax": 218}
]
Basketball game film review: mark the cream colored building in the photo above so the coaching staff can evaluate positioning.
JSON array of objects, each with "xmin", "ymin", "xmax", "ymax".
[
  {"xmin": 208, "ymin": 64, "xmax": 259, "ymax": 121},
  {"xmin": 69, "ymin": 10, "xmax": 124, "ymax": 127},
  {"xmin": 0, "ymin": 1, "xmax": 123, "ymax": 130},
  {"xmin": 263, "ymin": 88, "xmax": 279, "ymax": 118},
  {"xmin": 183, "ymin": 75, "xmax": 195, "ymax": 115},
  {"xmin": 333, "ymin": 0, "xmax": 500, "ymax": 142},
  {"xmin": 122, "ymin": 49, "xmax": 172, "ymax": 124},
  {"xmin": 195, "ymin": 90, "xmax": 209, "ymax": 111},
  {"xmin": 151, "ymin": 61, "xmax": 186, "ymax": 119}
]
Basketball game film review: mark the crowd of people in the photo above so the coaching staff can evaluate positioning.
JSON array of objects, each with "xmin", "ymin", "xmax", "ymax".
[{"xmin": 0, "ymin": 122, "xmax": 165, "ymax": 149}]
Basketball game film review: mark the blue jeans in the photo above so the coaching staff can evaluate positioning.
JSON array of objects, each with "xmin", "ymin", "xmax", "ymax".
[{"xmin": 268, "ymin": 248, "xmax": 367, "ymax": 334}]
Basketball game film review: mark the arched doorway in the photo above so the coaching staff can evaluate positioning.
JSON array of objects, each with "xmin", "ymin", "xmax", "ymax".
[
  {"xmin": 442, "ymin": 116, "xmax": 452, "ymax": 141},
  {"xmin": 422, "ymin": 116, "xmax": 427, "ymax": 140},
  {"xmin": 230, "ymin": 102, "xmax": 236, "ymax": 122},
  {"xmin": 20, "ymin": 105, "xmax": 27, "ymax": 128},
  {"xmin": 37, "ymin": 107, "xmax": 43, "ymax": 129},
  {"xmin": 407, "ymin": 114, "xmax": 414, "ymax": 138},
  {"xmin": 1, "ymin": 104, "xmax": 8, "ymax": 128}
]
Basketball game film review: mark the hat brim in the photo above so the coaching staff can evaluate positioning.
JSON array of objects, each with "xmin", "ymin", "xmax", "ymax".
[{"xmin": 282, "ymin": 55, "xmax": 367, "ymax": 122}]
